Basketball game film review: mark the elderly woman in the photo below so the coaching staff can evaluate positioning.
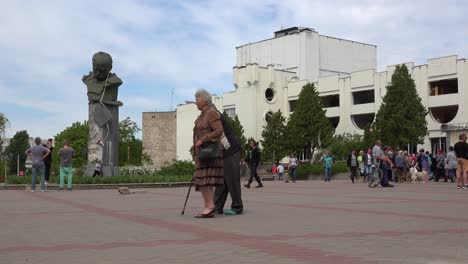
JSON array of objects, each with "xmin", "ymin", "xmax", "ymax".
[{"xmin": 192, "ymin": 89, "xmax": 224, "ymax": 218}]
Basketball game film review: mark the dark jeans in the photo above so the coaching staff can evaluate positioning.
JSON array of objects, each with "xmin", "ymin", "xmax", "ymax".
[
  {"xmin": 324, "ymin": 167, "xmax": 331, "ymax": 181},
  {"xmin": 289, "ymin": 167, "xmax": 297, "ymax": 182},
  {"xmin": 247, "ymin": 162, "xmax": 262, "ymax": 186},
  {"xmin": 44, "ymin": 161, "xmax": 51, "ymax": 181},
  {"xmin": 350, "ymin": 166, "xmax": 357, "ymax": 183},
  {"xmin": 379, "ymin": 163, "xmax": 390, "ymax": 186},
  {"xmin": 214, "ymin": 151, "xmax": 243, "ymax": 214}
]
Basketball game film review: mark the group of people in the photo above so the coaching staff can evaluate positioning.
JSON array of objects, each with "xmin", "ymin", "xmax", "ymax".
[
  {"xmin": 342, "ymin": 134, "xmax": 468, "ymax": 189},
  {"xmin": 25, "ymin": 138, "xmax": 75, "ymax": 192}
]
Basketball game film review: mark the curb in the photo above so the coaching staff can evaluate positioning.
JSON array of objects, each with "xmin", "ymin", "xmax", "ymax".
[{"xmin": 0, "ymin": 182, "xmax": 192, "ymax": 191}]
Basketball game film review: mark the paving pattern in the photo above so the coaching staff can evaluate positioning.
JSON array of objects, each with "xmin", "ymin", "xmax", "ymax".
[{"xmin": 1, "ymin": 181, "xmax": 467, "ymax": 264}]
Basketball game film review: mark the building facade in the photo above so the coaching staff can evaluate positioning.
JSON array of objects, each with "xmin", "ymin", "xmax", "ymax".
[
  {"xmin": 142, "ymin": 111, "xmax": 177, "ymax": 169},
  {"xmin": 147, "ymin": 27, "xmax": 468, "ymax": 162}
]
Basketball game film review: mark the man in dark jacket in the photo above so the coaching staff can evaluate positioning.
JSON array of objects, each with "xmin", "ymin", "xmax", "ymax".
[
  {"xmin": 347, "ymin": 150, "xmax": 359, "ymax": 183},
  {"xmin": 244, "ymin": 140, "xmax": 263, "ymax": 188},
  {"xmin": 213, "ymin": 112, "xmax": 244, "ymax": 215}
]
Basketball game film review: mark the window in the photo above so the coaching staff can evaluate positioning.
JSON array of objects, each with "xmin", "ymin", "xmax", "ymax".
[
  {"xmin": 265, "ymin": 88, "xmax": 275, "ymax": 102},
  {"xmin": 224, "ymin": 107, "xmax": 236, "ymax": 118},
  {"xmin": 352, "ymin": 90, "xmax": 375, "ymax": 105},
  {"xmin": 320, "ymin": 95, "xmax": 340, "ymax": 108},
  {"xmin": 265, "ymin": 111, "xmax": 274, "ymax": 123},
  {"xmin": 430, "ymin": 137, "xmax": 446, "ymax": 154},
  {"xmin": 352, "ymin": 113, "xmax": 375, "ymax": 130},
  {"xmin": 429, "ymin": 79, "xmax": 458, "ymax": 96},
  {"xmin": 289, "ymin": 100, "xmax": 298, "ymax": 112},
  {"xmin": 429, "ymin": 105, "xmax": 458, "ymax": 124},
  {"xmin": 328, "ymin": 117, "xmax": 340, "ymax": 128}
]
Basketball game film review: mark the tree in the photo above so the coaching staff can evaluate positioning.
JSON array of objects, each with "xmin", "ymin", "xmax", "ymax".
[
  {"xmin": 52, "ymin": 121, "xmax": 88, "ymax": 174},
  {"xmin": 284, "ymin": 83, "xmax": 335, "ymax": 163},
  {"xmin": 328, "ymin": 133, "xmax": 368, "ymax": 161},
  {"xmin": 260, "ymin": 110, "xmax": 287, "ymax": 163},
  {"xmin": 5, "ymin": 130, "xmax": 30, "ymax": 174},
  {"xmin": 119, "ymin": 117, "xmax": 146, "ymax": 166},
  {"xmin": 373, "ymin": 64, "xmax": 428, "ymax": 148},
  {"xmin": 222, "ymin": 112, "xmax": 248, "ymax": 159},
  {"xmin": 0, "ymin": 113, "xmax": 9, "ymax": 154}
]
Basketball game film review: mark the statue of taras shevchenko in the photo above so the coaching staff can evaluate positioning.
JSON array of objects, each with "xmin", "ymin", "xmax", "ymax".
[{"xmin": 83, "ymin": 51, "xmax": 123, "ymax": 176}]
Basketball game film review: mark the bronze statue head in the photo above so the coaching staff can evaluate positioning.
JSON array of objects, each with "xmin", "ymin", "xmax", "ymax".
[{"xmin": 92, "ymin": 52, "xmax": 113, "ymax": 81}]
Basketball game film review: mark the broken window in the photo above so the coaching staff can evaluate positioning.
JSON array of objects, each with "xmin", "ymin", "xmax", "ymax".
[{"xmin": 429, "ymin": 79, "xmax": 458, "ymax": 96}]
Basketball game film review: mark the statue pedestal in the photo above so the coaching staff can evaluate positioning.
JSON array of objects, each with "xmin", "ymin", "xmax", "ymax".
[{"xmin": 85, "ymin": 105, "xmax": 120, "ymax": 177}]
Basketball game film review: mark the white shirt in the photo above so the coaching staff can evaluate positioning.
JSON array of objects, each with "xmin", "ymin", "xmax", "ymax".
[{"xmin": 277, "ymin": 165, "xmax": 284, "ymax": 173}]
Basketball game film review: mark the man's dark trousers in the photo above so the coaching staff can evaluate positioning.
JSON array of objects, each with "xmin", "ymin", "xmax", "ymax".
[
  {"xmin": 247, "ymin": 162, "xmax": 262, "ymax": 186},
  {"xmin": 214, "ymin": 151, "xmax": 243, "ymax": 214}
]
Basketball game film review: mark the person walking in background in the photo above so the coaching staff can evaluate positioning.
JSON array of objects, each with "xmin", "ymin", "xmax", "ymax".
[
  {"xmin": 372, "ymin": 140, "xmax": 394, "ymax": 187},
  {"xmin": 58, "ymin": 140, "xmax": 75, "ymax": 191},
  {"xmin": 358, "ymin": 150, "xmax": 364, "ymax": 177},
  {"xmin": 454, "ymin": 133, "xmax": 468, "ymax": 189},
  {"xmin": 323, "ymin": 151, "xmax": 333, "ymax": 182},
  {"xmin": 244, "ymin": 140, "xmax": 262, "ymax": 188},
  {"xmin": 42, "ymin": 138, "xmax": 54, "ymax": 185},
  {"xmin": 363, "ymin": 148, "xmax": 374, "ymax": 182},
  {"xmin": 288, "ymin": 153, "xmax": 299, "ymax": 183},
  {"xmin": 446, "ymin": 146, "xmax": 457, "ymax": 183},
  {"xmin": 417, "ymin": 149, "xmax": 430, "ymax": 183},
  {"xmin": 277, "ymin": 163, "xmax": 286, "ymax": 182},
  {"xmin": 347, "ymin": 150, "xmax": 359, "ymax": 183},
  {"xmin": 92, "ymin": 162, "xmax": 102, "ymax": 177},
  {"xmin": 25, "ymin": 137, "xmax": 51, "ymax": 192},
  {"xmin": 434, "ymin": 149, "xmax": 446, "ymax": 182},
  {"xmin": 394, "ymin": 150, "xmax": 406, "ymax": 183}
]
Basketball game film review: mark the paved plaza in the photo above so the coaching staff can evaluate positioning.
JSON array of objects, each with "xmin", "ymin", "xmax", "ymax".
[{"xmin": 0, "ymin": 181, "xmax": 467, "ymax": 264}]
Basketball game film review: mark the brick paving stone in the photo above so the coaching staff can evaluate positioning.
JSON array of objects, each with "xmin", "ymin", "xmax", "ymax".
[{"xmin": 0, "ymin": 181, "xmax": 467, "ymax": 263}]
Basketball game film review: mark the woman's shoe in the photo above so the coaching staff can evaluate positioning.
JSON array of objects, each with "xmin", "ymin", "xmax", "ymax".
[{"xmin": 194, "ymin": 208, "xmax": 216, "ymax": 218}]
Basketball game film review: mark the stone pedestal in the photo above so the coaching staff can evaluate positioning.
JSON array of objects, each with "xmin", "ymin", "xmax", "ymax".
[{"xmin": 85, "ymin": 104, "xmax": 120, "ymax": 176}]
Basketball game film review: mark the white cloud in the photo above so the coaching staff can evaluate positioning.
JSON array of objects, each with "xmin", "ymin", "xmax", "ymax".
[{"xmin": 1, "ymin": 0, "xmax": 467, "ymax": 139}]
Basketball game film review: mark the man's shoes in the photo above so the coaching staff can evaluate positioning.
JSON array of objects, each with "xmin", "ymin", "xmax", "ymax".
[
  {"xmin": 285, "ymin": 181, "xmax": 289, "ymax": 183},
  {"xmin": 224, "ymin": 209, "xmax": 238, "ymax": 215},
  {"xmin": 382, "ymin": 184, "xmax": 394, "ymax": 188},
  {"xmin": 255, "ymin": 185, "xmax": 263, "ymax": 188},
  {"xmin": 67, "ymin": 188, "xmax": 73, "ymax": 191},
  {"xmin": 58, "ymin": 188, "xmax": 64, "ymax": 191},
  {"xmin": 244, "ymin": 184, "xmax": 250, "ymax": 189}
]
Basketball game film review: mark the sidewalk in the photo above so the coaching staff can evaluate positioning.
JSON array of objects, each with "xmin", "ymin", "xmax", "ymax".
[{"xmin": 0, "ymin": 181, "xmax": 467, "ymax": 263}]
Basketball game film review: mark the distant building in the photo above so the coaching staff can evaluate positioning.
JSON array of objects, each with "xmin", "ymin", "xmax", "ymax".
[{"xmin": 145, "ymin": 27, "xmax": 468, "ymax": 162}]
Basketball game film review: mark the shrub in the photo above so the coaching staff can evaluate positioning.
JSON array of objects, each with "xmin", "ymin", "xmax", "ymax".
[{"xmin": 295, "ymin": 160, "xmax": 347, "ymax": 180}]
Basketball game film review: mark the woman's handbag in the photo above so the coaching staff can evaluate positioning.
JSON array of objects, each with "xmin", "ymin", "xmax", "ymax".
[{"xmin": 196, "ymin": 142, "xmax": 221, "ymax": 161}]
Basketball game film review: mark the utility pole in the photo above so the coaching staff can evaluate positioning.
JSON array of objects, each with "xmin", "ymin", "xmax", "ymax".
[{"xmin": 17, "ymin": 155, "xmax": 19, "ymax": 176}]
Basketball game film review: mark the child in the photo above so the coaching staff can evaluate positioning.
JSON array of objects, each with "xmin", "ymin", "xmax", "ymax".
[
  {"xmin": 93, "ymin": 162, "xmax": 102, "ymax": 177},
  {"xmin": 277, "ymin": 163, "xmax": 287, "ymax": 183}
]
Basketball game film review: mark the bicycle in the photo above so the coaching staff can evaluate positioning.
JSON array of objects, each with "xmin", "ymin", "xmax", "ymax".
[{"xmin": 368, "ymin": 162, "xmax": 384, "ymax": 188}]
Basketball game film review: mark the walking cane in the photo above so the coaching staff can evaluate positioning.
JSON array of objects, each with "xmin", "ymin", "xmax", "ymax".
[{"xmin": 181, "ymin": 179, "xmax": 194, "ymax": 215}]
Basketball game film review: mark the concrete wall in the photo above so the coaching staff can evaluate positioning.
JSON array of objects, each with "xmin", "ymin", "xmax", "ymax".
[{"xmin": 142, "ymin": 111, "xmax": 176, "ymax": 169}]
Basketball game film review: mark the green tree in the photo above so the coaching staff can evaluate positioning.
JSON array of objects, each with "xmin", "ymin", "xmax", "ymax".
[
  {"xmin": 284, "ymin": 83, "xmax": 335, "ymax": 163},
  {"xmin": 328, "ymin": 133, "xmax": 368, "ymax": 161},
  {"xmin": 52, "ymin": 121, "xmax": 88, "ymax": 174},
  {"xmin": 260, "ymin": 110, "xmax": 287, "ymax": 163},
  {"xmin": 5, "ymin": 130, "xmax": 30, "ymax": 174},
  {"xmin": 373, "ymin": 64, "xmax": 428, "ymax": 147},
  {"xmin": 119, "ymin": 117, "xmax": 145, "ymax": 166},
  {"xmin": 222, "ymin": 112, "xmax": 247, "ymax": 159},
  {"xmin": 0, "ymin": 113, "xmax": 9, "ymax": 154}
]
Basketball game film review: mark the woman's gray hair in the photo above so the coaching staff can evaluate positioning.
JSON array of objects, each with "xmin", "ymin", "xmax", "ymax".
[{"xmin": 195, "ymin": 89, "xmax": 212, "ymax": 105}]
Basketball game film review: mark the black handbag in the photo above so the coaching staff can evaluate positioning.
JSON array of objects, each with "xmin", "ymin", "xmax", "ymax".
[{"xmin": 196, "ymin": 142, "xmax": 221, "ymax": 161}]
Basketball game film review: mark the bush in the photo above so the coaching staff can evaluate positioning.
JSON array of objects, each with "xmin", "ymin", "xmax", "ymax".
[
  {"xmin": 6, "ymin": 160, "xmax": 195, "ymax": 185},
  {"xmin": 295, "ymin": 160, "xmax": 347, "ymax": 180}
]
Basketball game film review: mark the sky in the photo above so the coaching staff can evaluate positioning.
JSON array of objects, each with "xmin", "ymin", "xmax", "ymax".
[{"xmin": 1, "ymin": 0, "xmax": 467, "ymax": 139}]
